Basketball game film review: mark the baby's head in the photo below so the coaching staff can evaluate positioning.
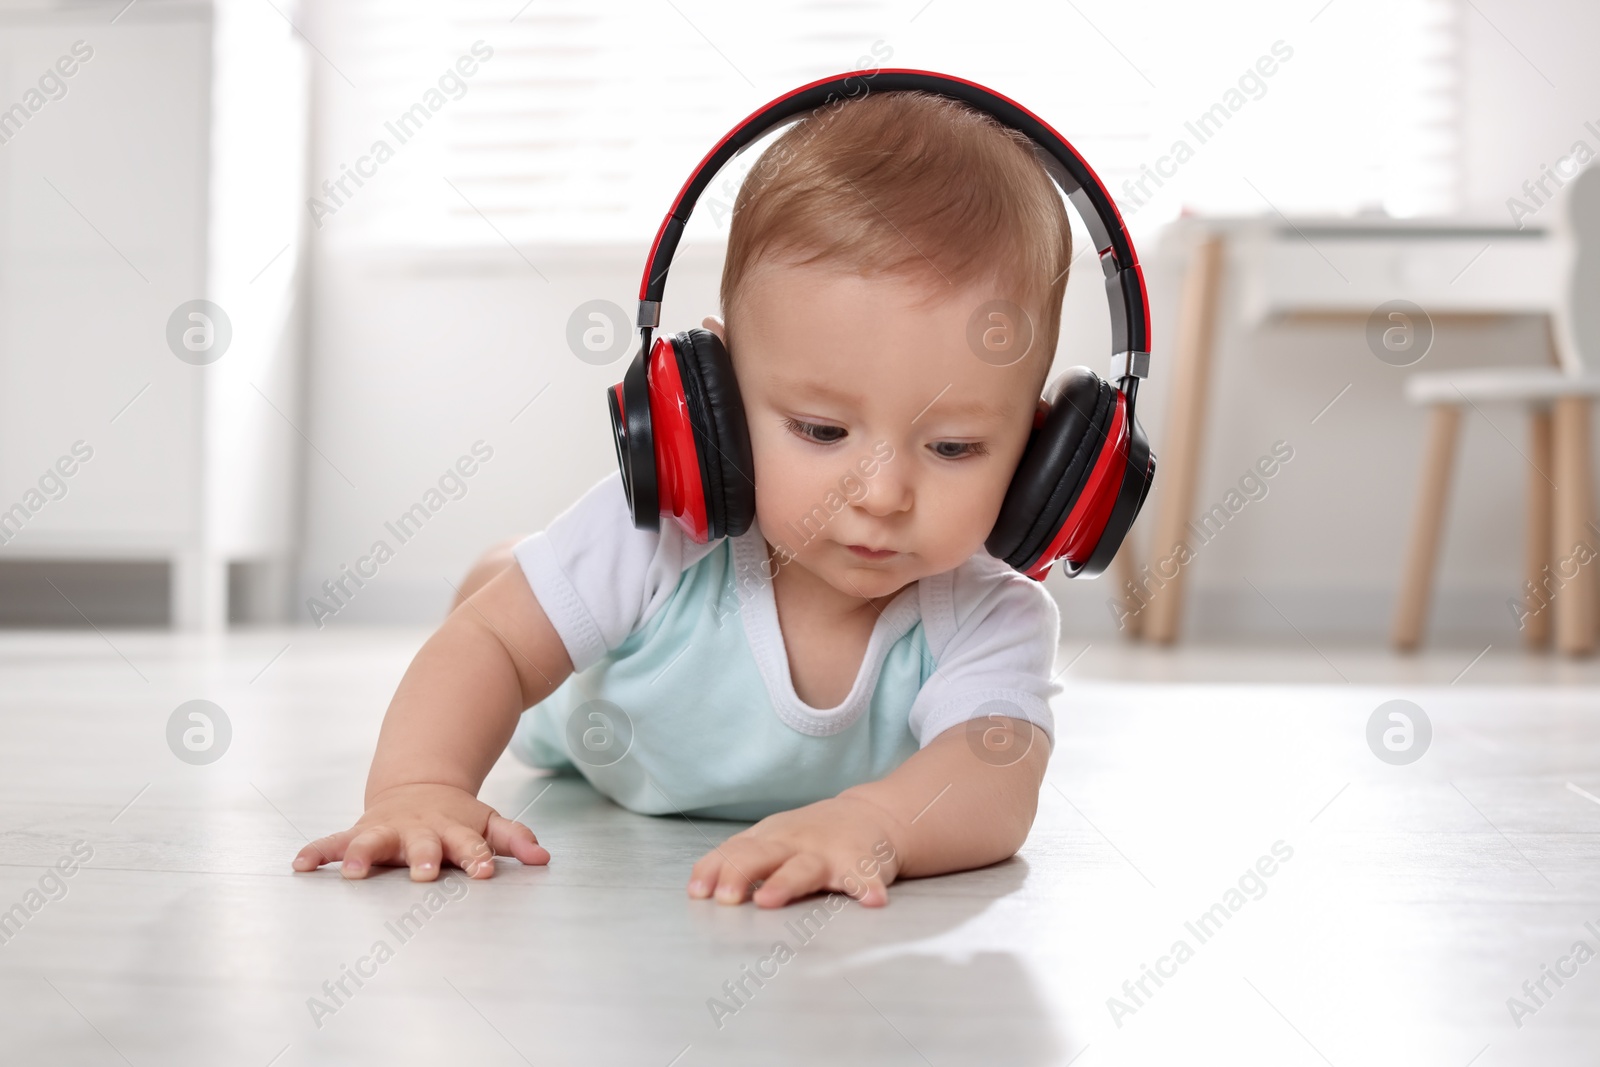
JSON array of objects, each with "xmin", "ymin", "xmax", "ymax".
[{"xmin": 709, "ymin": 90, "xmax": 1074, "ymax": 600}]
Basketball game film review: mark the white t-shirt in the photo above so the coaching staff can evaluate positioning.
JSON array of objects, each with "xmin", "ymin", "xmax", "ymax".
[{"xmin": 509, "ymin": 472, "xmax": 1061, "ymax": 819}]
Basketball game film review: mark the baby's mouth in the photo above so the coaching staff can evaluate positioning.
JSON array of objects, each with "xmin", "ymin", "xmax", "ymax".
[{"xmin": 844, "ymin": 543, "xmax": 899, "ymax": 561}]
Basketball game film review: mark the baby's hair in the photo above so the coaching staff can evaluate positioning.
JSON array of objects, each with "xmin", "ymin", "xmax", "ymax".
[{"xmin": 719, "ymin": 89, "xmax": 1074, "ymax": 388}]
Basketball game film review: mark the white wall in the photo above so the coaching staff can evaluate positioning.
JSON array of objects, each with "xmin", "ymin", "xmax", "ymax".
[
  {"xmin": 296, "ymin": 1, "xmax": 1600, "ymax": 646},
  {"xmin": 295, "ymin": 243, "xmax": 723, "ymax": 627}
]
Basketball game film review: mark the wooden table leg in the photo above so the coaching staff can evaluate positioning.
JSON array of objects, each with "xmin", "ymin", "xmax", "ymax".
[
  {"xmin": 1113, "ymin": 538, "xmax": 1143, "ymax": 638},
  {"xmin": 1142, "ymin": 234, "xmax": 1224, "ymax": 644},
  {"xmin": 1392, "ymin": 404, "xmax": 1461, "ymax": 652},
  {"xmin": 1552, "ymin": 397, "xmax": 1597, "ymax": 656},
  {"xmin": 1524, "ymin": 408, "xmax": 1553, "ymax": 649}
]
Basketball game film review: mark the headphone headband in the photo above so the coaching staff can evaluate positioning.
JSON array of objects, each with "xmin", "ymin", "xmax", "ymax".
[{"xmin": 636, "ymin": 67, "xmax": 1151, "ymax": 372}]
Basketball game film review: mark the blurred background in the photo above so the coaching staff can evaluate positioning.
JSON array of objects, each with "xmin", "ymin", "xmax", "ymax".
[{"xmin": 2, "ymin": 0, "xmax": 1597, "ymax": 654}]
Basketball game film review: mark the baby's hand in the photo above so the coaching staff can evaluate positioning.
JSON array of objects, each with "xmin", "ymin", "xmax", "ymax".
[
  {"xmin": 291, "ymin": 782, "xmax": 550, "ymax": 882},
  {"xmin": 687, "ymin": 795, "xmax": 904, "ymax": 908}
]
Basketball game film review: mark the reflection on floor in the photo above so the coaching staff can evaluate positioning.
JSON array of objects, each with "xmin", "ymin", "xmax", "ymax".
[{"xmin": 1, "ymin": 627, "xmax": 1597, "ymax": 1065}]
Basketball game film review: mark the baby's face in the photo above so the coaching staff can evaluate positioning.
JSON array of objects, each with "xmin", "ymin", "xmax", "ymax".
[{"xmin": 714, "ymin": 260, "xmax": 1048, "ymax": 602}]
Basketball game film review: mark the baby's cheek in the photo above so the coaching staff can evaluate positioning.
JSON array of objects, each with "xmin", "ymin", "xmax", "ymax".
[
  {"xmin": 749, "ymin": 443, "xmax": 808, "ymax": 519},
  {"xmin": 749, "ymin": 460, "xmax": 786, "ymax": 524},
  {"xmin": 933, "ymin": 493, "xmax": 1005, "ymax": 564}
]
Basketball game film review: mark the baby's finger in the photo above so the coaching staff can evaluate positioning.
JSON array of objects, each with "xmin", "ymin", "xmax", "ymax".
[
  {"xmin": 709, "ymin": 841, "xmax": 786, "ymax": 905},
  {"xmin": 687, "ymin": 849, "xmax": 724, "ymax": 899},
  {"xmin": 293, "ymin": 830, "xmax": 355, "ymax": 871},
  {"xmin": 403, "ymin": 828, "xmax": 443, "ymax": 882},
  {"xmin": 837, "ymin": 865, "xmax": 891, "ymax": 907},
  {"xmin": 440, "ymin": 824, "xmax": 497, "ymax": 878},
  {"xmin": 485, "ymin": 814, "xmax": 550, "ymax": 867},
  {"xmin": 751, "ymin": 853, "xmax": 829, "ymax": 909},
  {"xmin": 341, "ymin": 826, "xmax": 403, "ymax": 879}
]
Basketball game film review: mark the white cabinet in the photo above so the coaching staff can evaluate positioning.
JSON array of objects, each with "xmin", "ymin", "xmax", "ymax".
[{"xmin": 0, "ymin": 0, "xmax": 308, "ymax": 629}]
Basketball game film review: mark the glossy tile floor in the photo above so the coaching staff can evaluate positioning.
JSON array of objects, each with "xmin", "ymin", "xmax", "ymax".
[{"xmin": 2, "ymin": 627, "xmax": 1598, "ymax": 1066}]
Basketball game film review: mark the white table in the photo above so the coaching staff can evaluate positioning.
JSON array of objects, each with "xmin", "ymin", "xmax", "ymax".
[{"xmin": 1128, "ymin": 215, "xmax": 1578, "ymax": 646}]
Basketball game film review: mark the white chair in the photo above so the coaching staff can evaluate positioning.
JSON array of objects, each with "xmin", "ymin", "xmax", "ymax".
[{"xmin": 1393, "ymin": 166, "xmax": 1600, "ymax": 655}]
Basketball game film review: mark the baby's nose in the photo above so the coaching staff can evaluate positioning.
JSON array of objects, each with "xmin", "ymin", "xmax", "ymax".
[{"xmin": 856, "ymin": 466, "xmax": 913, "ymax": 517}]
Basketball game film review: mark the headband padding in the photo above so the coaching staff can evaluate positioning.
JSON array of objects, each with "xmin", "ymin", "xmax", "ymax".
[
  {"xmin": 986, "ymin": 368, "xmax": 1115, "ymax": 569},
  {"xmin": 675, "ymin": 328, "xmax": 756, "ymax": 539}
]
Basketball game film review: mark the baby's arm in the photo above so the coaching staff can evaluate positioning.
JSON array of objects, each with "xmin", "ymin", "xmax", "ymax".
[
  {"xmin": 688, "ymin": 716, "xmax": 1049, "ymax": 908},
  {"xmin": 292, "ymin": 561, "xmax": 575, "ymax": 881}
]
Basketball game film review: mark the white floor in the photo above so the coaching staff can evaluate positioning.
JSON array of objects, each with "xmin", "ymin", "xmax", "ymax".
[{"xmin": 2, "ymin": 626, "xmax": 1598, "ymax": 1066}]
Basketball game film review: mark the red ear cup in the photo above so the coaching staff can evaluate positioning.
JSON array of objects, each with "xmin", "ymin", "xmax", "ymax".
[
  {"xmin": 986, "ymin": 368, "xmax": 1155, "ymax": 579},
  {"xmin": 1079, "ymin": 411, "xmax": 1154, "ymax": 578},
  {"xmin": 606, "ymin": 328, "xmax": 754, "ymax": 544},
  {"xmin": 648, "ymin": 333, "xmax": 712, "ymax": 541},
  {"xmin": 672, "ymin": 328, "xmax": 756, "ymax": 540}
]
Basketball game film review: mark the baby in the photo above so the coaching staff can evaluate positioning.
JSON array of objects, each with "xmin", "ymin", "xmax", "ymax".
[{"xmin": 293, "ymin": 89, "xmax": 1076, "ymax": 908}]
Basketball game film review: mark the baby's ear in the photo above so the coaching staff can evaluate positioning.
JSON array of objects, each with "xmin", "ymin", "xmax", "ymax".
[{"xmin": 701, "ymin": 315, "xmax": 727, "ymax": 344}]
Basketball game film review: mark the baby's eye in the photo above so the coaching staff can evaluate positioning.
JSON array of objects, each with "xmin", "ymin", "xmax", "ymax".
[
  {"xmin": 929, "ymin": 440, "xmax": 988, "ymax": 460},
  {"xmin": 784, "ymin": 417, "xmax": 846, "ymax": 445}
]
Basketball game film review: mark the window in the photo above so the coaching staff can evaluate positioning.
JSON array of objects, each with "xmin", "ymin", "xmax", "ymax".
[{"xmin": 308, "ymin": 0, "xmax": 1460, "ymax": 251}]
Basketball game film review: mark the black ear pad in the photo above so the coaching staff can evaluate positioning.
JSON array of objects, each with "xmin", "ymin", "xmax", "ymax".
[
  {"xmin": 612, "ymin": 347, "xmax": 657, "ymax": 529},
  {"xmin": 986, "ymin": 367, "xmax": 1117, "ymax": 570},
  {"xmin": 673, "ymin": 327, "xmax": 757, "ymax": 539}
]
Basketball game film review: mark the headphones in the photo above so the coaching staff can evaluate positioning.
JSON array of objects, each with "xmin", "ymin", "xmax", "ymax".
[{"xmin": 607, "ymin": 69, "xmax": 1155, "ymax": 580}]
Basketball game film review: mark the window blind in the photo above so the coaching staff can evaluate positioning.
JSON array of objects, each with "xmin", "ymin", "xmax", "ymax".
[{"xmin": 308, "ymin": 0, "xmax": 1459, "ymax": 251}]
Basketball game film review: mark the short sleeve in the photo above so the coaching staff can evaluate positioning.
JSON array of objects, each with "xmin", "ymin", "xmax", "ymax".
[
  {"xmin": 907, "ymin": 559, "xmax": 1063, "ymax": 748},
  {"xmin": 512, "ymin": 472, "xmax": 709, "ymax": 672}
]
